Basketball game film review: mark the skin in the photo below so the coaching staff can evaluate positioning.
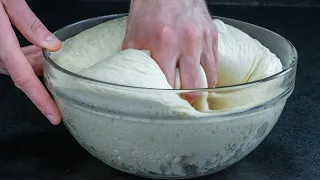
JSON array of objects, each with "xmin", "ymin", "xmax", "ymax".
[
  {"xmin": 0, "ymin": 0, "xmax": 218, "ymax": 124},
  {"xmin": 0, "ymin": 0, "xmax": 62, "ymax": 125},
  {"xmin": 123, "ymin": 0, "xmax": 218, "ymax": 104}
]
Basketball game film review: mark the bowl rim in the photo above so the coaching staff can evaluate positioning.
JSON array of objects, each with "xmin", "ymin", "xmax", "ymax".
[{"xmin": 42, "ymin": 13, "xmax": 298, "ymax": 93}]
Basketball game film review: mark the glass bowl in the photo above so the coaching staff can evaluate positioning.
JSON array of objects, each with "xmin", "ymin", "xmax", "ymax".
[{"xmin": 42, "ymin": 14, "xmax": 297, "ymax": 179}]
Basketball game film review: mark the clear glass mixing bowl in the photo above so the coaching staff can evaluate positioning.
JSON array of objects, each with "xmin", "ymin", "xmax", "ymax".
[{"xmin": 42, "ymin": 14, "xmax": 297, "ymax": 179}]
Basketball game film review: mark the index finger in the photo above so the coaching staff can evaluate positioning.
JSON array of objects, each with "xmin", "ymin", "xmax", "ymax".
[
  {"xmin": 0, "ymin": 3, "xmax": 61, "ymax": 125},
  {"xmin": 2, "ymin": 0, "xmax": 62, "ymax": 52}
]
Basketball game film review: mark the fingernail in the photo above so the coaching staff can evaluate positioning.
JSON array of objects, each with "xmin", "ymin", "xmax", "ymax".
[
  {"xmin": 44, "ymin": 34, "xmax": 61, "ymax": 48},
  {"xmin": 46, "ymin": 114, "xmax": 56, "ymax": 124}
]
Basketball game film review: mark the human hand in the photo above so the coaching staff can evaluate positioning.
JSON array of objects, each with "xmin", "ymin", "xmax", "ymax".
[
  {"xmin": 0, "ymin": 45, "xmax": 44, "ymax": 76},
  {"xmin": 123, "ymin": 0, "xmax": 218, "ymax": 104},
  {"xmin": 0, "ymin": 0, "xmax": 62, "ymax": 125}
]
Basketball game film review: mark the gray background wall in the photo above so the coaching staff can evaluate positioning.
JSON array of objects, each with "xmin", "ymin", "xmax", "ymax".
[{"xmin": 26, "ymin": 0, "xmax": 320, "ymax": 8}]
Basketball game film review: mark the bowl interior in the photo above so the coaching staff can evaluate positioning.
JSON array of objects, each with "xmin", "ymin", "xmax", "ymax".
[
  {"xmin": 42, "ymin": 14, "xmax": 298, "ymax": 120},
  {"xmin": 44, "ymin": 14, "xmax": 298, "ymax": 91}
]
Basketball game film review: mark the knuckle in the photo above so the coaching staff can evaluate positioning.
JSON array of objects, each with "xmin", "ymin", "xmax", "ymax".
[
  {"xmin": 203, "ymin": 27, "xmax": 211, "ymax": 37},
  {"xmin": 202, "ymin": 22, "xmax": 211, "ymax": 37},
  {"xmin": 203, "ymin": 53, "xmax": 214, "ymax": 63},
  {"xmin": 13, "ymin": 74, "xmax": 31, "ymax": 89},
  {"xmin": 184, "ymin": 57, "xmax": 198, "ymax": 67},
  {"xmin": 212, "ymin": 30, "xmax": 218, "ymax": 41},
  {"xmin": 26, "ymin": 18, "xmax": 44, "ymax": 35},
  {"xmin": 157, "ymin": 25, "xmax": 177, "ymax": 46},
  {"xmin": 184, "ymin": 24, "xmax": 201, "ymax": 41}
]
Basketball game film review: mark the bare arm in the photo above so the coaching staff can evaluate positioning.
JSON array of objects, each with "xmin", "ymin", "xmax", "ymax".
[{"xmin": 123, "ymin": 0, "xmax": 218, "ymax": 103}]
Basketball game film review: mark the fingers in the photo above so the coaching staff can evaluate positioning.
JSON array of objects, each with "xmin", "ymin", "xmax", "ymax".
[
  {"xmin": 178, "ymin": 26, "xmax": 203, "ymax": 104},
  {"xmin": 0, "ymin": 68, "xmax": 9, "ymax": 75},
  {"xmin": 179, "ymin": 54, "xmax": 202, "ymax": 104},
  {"xmin": 201, "ymin": 28, "xmax": 218, "ymax": 88},
  {"xmin": 154, "ymin": 49, "xmax": 178, "ymax": 88},
  {"xmin": 0, "ymin": 5, "xmax": 61, "ymax": 125},
  {"xmin": 123, "ymin": 25, "xmax": 179, "ymax": 88},
  {"xmin": 122, "ymin": 38, "xmax": 136, "ymax": 50},
  {"xmin": 152, "ymin": 27, "xmax": 179, "ymax": 88},
  {"xmin": 2, "ymin": 0, "xmax": 62, "ymax": 52},
  {"xmin": 0, "ymin": 58, "xmax": 8, "ymax": 74},
  {"xmin": 23, "ymin": 46, "xmax": 44, "ymax": 76},
  {"xmin": 1, "ymin": 45, "xmax": 44, "ymax": 76},
  {"xmin": 122, "ymin": 17, "xmax": 136, "ymax": 50},
  {"xmin": 201, "ymin": 52, "xmax": 217, "ymax": 88},
  {"xmin": 212, "ymin": 29, "xmax": 218, "ymax": 70},
  {"xmin": 179, "ymin": 55, "xmax": 202, "ymax": 90},
  {"xmin": 21, "ymin": 44, "xmax": 42, "ymax": 54}
]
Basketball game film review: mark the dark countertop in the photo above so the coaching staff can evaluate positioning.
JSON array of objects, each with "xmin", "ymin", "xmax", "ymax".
[{"xmin": 0, "ymin": 2, "xmax": 319, "ymax": 180}]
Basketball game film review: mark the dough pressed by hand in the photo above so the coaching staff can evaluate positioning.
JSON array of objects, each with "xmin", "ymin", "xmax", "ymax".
[{"xmin": 50, "ymin": 16, "xmax": 283, "ymax": 116}]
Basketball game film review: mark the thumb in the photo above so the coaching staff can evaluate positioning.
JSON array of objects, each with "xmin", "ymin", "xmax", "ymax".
[{"xmin": 2, "ymin": 0, "xmax": 62, "ymax": 52}]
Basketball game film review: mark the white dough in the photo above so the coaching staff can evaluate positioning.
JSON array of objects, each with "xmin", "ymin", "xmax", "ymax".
[
  {"xmin": 50, "ymin": 16, "xmax": 283, "ymax": 115},
  {"xmin": 47, "ymin": 16, "xmax": 289, "ymax": 177}
]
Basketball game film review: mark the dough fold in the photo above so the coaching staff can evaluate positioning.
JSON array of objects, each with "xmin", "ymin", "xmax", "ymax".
[{"xmin": 50, "ymin": 16, "xmax": 284, "ymax": 116}]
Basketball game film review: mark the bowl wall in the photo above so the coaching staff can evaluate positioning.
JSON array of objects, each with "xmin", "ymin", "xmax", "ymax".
[
  {"xmin": 43, "ymin": 14, "xmax": 297, "ymax": 179},
  {"xmin": 55, "ymin": 95, "xmax": 286, "ymax": 179}
]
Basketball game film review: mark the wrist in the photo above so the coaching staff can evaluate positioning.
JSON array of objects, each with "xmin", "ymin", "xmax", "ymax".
[
  {"xmin": 130, "ymin": 0, "xmax": 181, "ymax": 13},
  {"xmin": 130, "ymin": 0, "xmax": 206, "ymax": 6},
  {"xmin": 129, "ymin": 0, "xmax": 208, "ymax": 16}
]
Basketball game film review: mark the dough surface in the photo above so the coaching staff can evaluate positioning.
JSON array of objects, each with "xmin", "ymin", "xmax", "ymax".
[{"xmin": 50, "ymin": 16, "xmax": 284, "ymax": 115}]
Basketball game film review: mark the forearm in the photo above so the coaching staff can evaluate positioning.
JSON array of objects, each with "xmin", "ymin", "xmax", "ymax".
[
  {"xmin": 130, "ymin": 0, "xmax": 207, "ymax": 9},
  {"xmin": 130, "ymin": 0, "xmax": 208, "ymax": 18}
]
